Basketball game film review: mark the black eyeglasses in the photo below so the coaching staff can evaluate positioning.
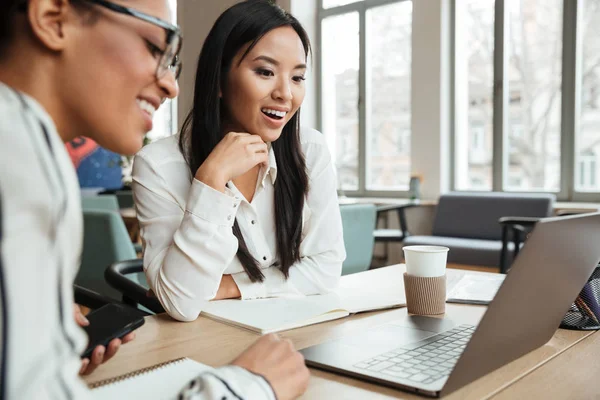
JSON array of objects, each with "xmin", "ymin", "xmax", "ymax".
[{"xmin": 83, "ymin": 0, "xmax": 182, "ymax": 80}]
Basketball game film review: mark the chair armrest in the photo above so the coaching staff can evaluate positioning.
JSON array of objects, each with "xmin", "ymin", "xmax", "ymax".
[
  {"xmin": 376, "ymin": 203, "xmax": 421, "ymax": 240},
  {"xmin": 376, "ymin": 202, "xmax": 421, "ymax": 214},
  {"xmin": 74, "ymin": 285, "xmax": 115, "ymax": 310},
  {"xmin": 498, "ymin": 216, "xmax": 541, "ymax": 226},
  {"xmin": 104, "ymin": 259, "xmax": 165, "ymax": 314}
]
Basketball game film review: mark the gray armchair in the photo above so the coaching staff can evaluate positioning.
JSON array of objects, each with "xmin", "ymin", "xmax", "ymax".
[{"xmin": 400, "ymin": 192, "xmax": 555, "ymax": 271}]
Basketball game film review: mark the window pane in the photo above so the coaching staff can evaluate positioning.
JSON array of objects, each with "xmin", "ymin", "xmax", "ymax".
[
  {"xmin": 576, "ymin": 0, "xmax": 600, "ymax": 192},
  {"xmin": 322, "ymin": 12, "xmax": 360, "ymax": 191},
  {"xmin": 366, "ymin": 1, "xmax": 412, "ymax": 190},
  {"xmin": 454, "ymin": 0, "xmax": 495, "ymax": 191},
  {"xmin": 506, "ymin": 0, "xmax": 563, "ymax": 192},
  {"xmin": 322, "ymin": 0, "xmax": 363, "ymax": 9},
  {"xmin": 146, "ymin": 99, "xmax": 176, "ymax": 142}
]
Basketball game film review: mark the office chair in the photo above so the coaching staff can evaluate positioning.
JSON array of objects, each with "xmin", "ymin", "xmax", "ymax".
[
  {"xmin": 340, "ymin": 204, "xmax": 377, "ymax": 275},
  {"xmin": 105, "ymin": 259, "xmax": 164, "ymax": 314}
]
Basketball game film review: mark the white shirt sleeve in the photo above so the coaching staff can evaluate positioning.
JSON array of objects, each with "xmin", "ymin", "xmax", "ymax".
[
  {"xmin": 133, "ymin": 129, "xmax": 345, "ymax": 317},
  {"xmin": 231, "ymin": 136, "xmax": 346, "ymax": 300},
  {"xmin": 132, "ymin": 152, "xmax": 242, "ymax": 322},
  {"xmin": 178, "ymin": 367, "xmax": 275, "ymax": 400}
]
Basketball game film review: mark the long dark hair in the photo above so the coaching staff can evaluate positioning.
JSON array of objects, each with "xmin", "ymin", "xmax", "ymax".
[
  {"xmin": 0, "ymin": 1, "xmax": 24, "ymax": 56},
  {"xmin": 179, "ymin": 0, "xmax": 311, "ymax": 282}
]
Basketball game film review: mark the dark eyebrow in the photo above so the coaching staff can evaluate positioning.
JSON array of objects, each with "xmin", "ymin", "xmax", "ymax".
[{"xmin": 252, "ymin": 55, "xmax": 307, "ymax": 70}]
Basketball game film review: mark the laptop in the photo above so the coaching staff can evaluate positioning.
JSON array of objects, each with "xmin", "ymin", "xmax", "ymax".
[{"xmin": 301, "ymin": 212, "xmax": 600, "ymax": 397}]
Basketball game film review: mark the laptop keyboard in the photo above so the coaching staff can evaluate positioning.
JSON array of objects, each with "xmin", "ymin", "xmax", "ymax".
[{"xmin": 353, "ymin": 324, "xmax": 476, "ymax": 385}]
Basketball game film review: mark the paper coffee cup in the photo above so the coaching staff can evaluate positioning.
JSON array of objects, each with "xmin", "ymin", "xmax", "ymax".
[{"xmin": 403, "ymin": 245, "xmax": 449, "ymax": 277}]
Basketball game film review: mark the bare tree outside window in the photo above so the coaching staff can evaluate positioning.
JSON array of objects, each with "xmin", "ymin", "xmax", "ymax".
[
  {"xmin": 366, "ymin": 1, "xmax": 412, "ymax": 190},
  {"xmin": 506, "ymin": 0, "xmax": 563, "ymax": 192},
  {"xmin": 455, "ymin": 0, "xmax": 495, "ymax": 191},
  {"xmin": 456, "ymin": 0, "xmax": 600, "ymax": 196}
]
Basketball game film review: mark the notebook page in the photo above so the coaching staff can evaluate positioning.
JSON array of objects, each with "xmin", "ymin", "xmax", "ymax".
[
  {"xmin": 202, "ymin": 293, "xmax": 348, "ymax": 334},
  {"xmin": 337, "ymin": 265, "xmax": 407, "ymax": 313},
  {"xmin": 90, "ymin": 358, "xmax": 209, "ymax": 400}
]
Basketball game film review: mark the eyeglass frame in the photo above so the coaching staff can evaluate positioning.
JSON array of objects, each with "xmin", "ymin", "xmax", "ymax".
[{"xmin": 82, "ymin": 0, "xmax": 183, "ymax": 80}]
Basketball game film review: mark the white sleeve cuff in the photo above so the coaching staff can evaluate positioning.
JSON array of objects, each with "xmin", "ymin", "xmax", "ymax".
[
  {"xmin": 210, "ymin": 366, "xmax": 276, "ymax": 399},
  {"xmin": 232, "ymin": 267, "xmax": 300, "ymax": 300},
  {"xmin": 186, "ymin": 179, "xmax": 240, "ymax": 227}
]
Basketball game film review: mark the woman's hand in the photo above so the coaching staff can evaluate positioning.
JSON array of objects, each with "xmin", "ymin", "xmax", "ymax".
[
  {"xmin": 213, "ymin": 275, "xmax": 241, "ymax": 300},
  {"xmin": 74, "ymin": 304, "xmax": 136, "ymax": 375},
  {"xmin": 195, "ymin": 132, "xmax": 268, "ymax": 192}
]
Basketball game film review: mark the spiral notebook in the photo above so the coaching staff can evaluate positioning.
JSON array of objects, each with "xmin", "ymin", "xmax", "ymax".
[{"xmin": 89, "ymin": 357, "xmax": 208, "ymax": 399}]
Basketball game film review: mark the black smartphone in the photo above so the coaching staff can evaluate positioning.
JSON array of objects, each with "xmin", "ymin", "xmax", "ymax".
[{"xmin": 81, "ymin": 303, "xmax": 145, "ymax": 359}]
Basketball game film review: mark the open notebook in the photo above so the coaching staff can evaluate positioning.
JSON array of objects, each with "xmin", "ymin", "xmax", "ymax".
[
  {"xmin": 202, "ymin": 265, "xmax": 407, "ymax": 334},
  {"xmin": 90, "ymin": 358, "xmax": 208, "ymax": 399}
]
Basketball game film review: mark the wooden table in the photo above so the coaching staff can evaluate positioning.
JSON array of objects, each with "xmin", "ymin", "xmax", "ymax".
[{"xmin": 84, "ymin": 266, "xmax": 596, "ymax": 398}]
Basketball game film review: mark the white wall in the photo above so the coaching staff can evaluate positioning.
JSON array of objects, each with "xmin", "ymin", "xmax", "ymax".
[
  {"xmin": 284, "ymin": 0, "xmax": 318, "ymax": 129},
  {"xmin": 177, "ymin": 1, "xmax": 241, "ymax": 127}
]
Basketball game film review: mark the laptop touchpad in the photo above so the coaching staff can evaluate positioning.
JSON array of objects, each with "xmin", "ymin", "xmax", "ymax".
[{"xmin": 338, "ymin": 323, "xmax": 437, "ymax": 354}]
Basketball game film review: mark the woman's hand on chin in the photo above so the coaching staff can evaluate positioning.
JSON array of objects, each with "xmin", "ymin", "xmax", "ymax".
[{"xmin": 195, "ymin": 132, "xmax": 268, "ymax": 192}]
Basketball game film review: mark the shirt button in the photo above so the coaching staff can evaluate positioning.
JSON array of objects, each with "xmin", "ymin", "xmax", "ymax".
[
  {"xmin": 263, "ymin": 256, "xmax": 267, "ymax": 261},
  {"xmin": 233, "ymin": 203, "xmax": 238, "ymax": 208},
  {"xmin": 251, "ymin": 220, "xmax": 256, "ymax": 225},
  {"xmin": 227, "ymin": 215, "xmax": 232, "ymax": 221}
]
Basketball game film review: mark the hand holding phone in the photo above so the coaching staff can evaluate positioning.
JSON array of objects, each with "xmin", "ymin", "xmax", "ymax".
[{"xmin": 80, "ymin": 303, "xmax": 145, "ymax": 360}]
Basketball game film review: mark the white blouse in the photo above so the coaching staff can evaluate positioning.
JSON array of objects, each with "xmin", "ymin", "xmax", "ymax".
[
  {"xmin": 132, "ymin": 127, "xmax": 345, "ymax": 322},
  {"xmin": 0, "ymin": 82, "xmax": 275, "ymax": 400}
]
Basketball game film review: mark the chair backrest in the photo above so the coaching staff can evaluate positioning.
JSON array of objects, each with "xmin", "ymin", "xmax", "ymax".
[
  {"xmin": 81, "ymin": 194, "xmax": 119, "ymax": 212},
  {"xmin": 113, "ymin": 191, "xmax": 134, "ymax": 209},
  {"xmin": 340, "ymin": 204, "xmax": 377, "ymax": 275},
  {"xmin": 76, "ymin": 210, "xmax": 139, "ymax": 300},
  {"xmin": 432, "ymin": 192, "xmax": 555, "ymax": 240}
]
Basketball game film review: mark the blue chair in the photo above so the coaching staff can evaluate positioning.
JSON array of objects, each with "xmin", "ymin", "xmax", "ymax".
[
  {"xmin": 340, "ymin": 204, "xmax": 377, "ymax": 275},
  {"xmin": 81, "ymin": 194, "xmax": 120, "ymax": 212},
  {"xmin": 76, "ymin": 210, "xmax": 145, "ymax": 302},
  {"xmin": 82, "ymin": 194, "xmax": 142, "ymax": 254}
]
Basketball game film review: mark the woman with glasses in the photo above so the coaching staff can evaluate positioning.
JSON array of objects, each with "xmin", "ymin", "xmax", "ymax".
[
  {"xmin": 0, "ymin": 1, "xmax": 308, "ymax": 399},
  {"xmin": 132, "ymin": 0, "xmax": 345, "ymax": 320}
]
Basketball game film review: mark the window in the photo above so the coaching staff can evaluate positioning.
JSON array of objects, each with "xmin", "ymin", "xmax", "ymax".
[
  {"xmin": 366, "ymin": 1, "xmax": 412, "ymax": 191},
  {"xmin": 454, "ymin": 0, "xmax": 494, "ymax": 191},
  {"xmin": 321, "ymin": 12, "xmax": 359, "ymax": 190},
  {"xmin": 320, "ymin": 0, "xmax": 413, "ymax": 195},
  {"xmin": 578, "ymin": 152, "xmax": 598, "ymax": 190},
  {"xmin": 470, "ymin": 126, "xmax": 485, "ymax": 153},
  {"xmin": 323, "ymin": 0, "xmax": 363, "ymax": 9},
  {"xmin": 453, "ymin": 0, "xmax": 600, "ymax": 200},
  {"xmin": 506, "ymin": 0, "xmax": 563, "ymax": 192},
  {"xmin": 577, "ymin": 0, "xmax": 600, "ymax": 193}
]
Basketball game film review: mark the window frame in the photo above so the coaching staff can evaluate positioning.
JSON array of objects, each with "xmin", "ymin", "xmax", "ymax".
[
  {"xmin": 318, "ymin": 0, "xmax": 413, "ymax": 197},
  {"xmin": 451, "ymin": 0, "xmax": 600, "ymax": 202}
]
